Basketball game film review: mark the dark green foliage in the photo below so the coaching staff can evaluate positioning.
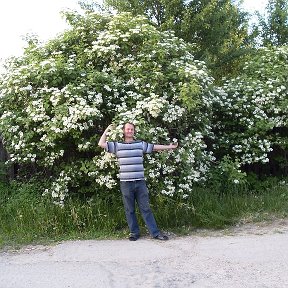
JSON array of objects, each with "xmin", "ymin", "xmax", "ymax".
[
  {"xmin": 254, "ymin": 0, "xmax": 288, "ymax": 47},
  {"xmin": 103, "ymin": 0, "xmax": 251, "ymax": 80}
]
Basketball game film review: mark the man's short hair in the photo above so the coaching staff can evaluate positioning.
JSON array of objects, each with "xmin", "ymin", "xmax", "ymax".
[{"xmin": 122, "ymin": 122, "xmax": 135, "ymax": 130}]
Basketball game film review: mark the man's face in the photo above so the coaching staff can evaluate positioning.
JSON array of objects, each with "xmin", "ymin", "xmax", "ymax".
[{"xmin": 123, "ymin": 123, "xmax": 135, "ymax": 138}]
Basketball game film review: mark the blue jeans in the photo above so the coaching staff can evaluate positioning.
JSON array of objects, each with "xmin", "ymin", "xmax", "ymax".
[{"xmin": 120, "ymin": 180, "xmax": 160, "ymax": 237}]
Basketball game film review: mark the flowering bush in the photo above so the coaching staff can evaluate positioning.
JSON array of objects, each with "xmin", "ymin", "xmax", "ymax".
[
  {"xmin": 0, "ymin": 12, "xmax": 215, "ymax": 203},
  {"xmin": 213, "ymin": 46, "xmax": 288, "ymax": 169}
]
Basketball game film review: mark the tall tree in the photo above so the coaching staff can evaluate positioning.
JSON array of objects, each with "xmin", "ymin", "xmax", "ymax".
[
  {"xmin": 103, "ymin": 0, "xmax": 185, "ymax": 27},
  {"xmin": 181, "ymin": 0, "xmax": 249, "ymax": 79},
  {"xmin": 103, "ymin": 0, "xmax": 250, "ymax": 80},
  {"xmin": 258, "ymin": 0, "xmax": 288, "ymax": 46}
]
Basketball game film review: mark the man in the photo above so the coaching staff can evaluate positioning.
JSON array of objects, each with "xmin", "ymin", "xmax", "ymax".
[{"xmin": 98, "ymin": 123, "xmax": 178, "ymax": 241}]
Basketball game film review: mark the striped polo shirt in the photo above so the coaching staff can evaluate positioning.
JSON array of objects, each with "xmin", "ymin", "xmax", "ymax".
[{"xmin": 106, "ymin": 140, "xmax": 154, "ymax": 181}]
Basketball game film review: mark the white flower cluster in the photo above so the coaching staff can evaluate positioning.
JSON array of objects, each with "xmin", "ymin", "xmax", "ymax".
[
  {"xmin": 175, "ymin": 132, "xmax": 215, "ymax": 194},
  {"xmin": 148, "ymin": 127, "xmax": 170, "ymax": 142},
  {"xmin": 78, "ymin": 141, "xmax": 91, "ymax": 151},
  {"xmin": 95, "ymin": 174, "xmax": 117, "ymax": 189},
  {"xmin": 144, "ymin": 130, "xmax": 214, "ymax": 197},
  {"xmin": 137, "ymin": 93, "xmax": 167, "ymax": 118},
  {"xmin": 26, "ymin": 99, "xmax": 50, "ymax": 122},
  {"xmin": 213, "ymin": 46, "xmax": 288, "ymax": 166},
  {"xmin": 88, "ymin": 153, "xmax": 118, "ymax": 189},
  {"xmin": 236, "ymin": 137, "xmax": 272, "ymax": 164},
  {"xmin": 43, "ymin": 150, "xmax": 65, "ymax": 167},
  {"xmin": 162, "ymin": 104, "xmax": 186, "ymax": 122},
  {"xmin": 43, "ymin": 171, "xmax": 71, "ymax": 206},
  {"xmin": 161, "ymin": 179, "xmax": 176, "ymax": 196}
]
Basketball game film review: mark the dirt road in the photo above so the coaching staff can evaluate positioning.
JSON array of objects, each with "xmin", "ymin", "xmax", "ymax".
[{"xmin": 1, "ymin": 220, "xmax": 288, "ymax": 288}]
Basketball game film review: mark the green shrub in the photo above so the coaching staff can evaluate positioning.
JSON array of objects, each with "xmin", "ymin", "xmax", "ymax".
[
  {"xmin": 0, "ymin": 12, "xmax": 215, "ymax": 204},
  {"xmin": 213, "ymin": 46, "xmax": 288, "ymax": 171}
]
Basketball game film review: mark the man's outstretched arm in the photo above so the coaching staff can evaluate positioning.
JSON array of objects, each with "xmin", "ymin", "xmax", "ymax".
[
  {"xmin": 98, "ymin": 125, "xmax": 114, "ymax": 149},
  {"xmin": 153, "ymin": 142, "xmax": 178, "ymax": 151}
]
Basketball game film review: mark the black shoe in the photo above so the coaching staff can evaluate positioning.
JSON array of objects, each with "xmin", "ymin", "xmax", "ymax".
[
  {"xmin": 153, "ymin": 234, "xmax": 168, "ymax": 241},
  {"xmin": 128, "ymin": 234, "xmax": 139, "ymax": 241}
]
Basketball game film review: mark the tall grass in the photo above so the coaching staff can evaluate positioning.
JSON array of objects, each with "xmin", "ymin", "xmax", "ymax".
[
  {"xmin": 0, "ymin": 177, "xmax": 288, "ymax": 248},
  {"xmin": 151, "ymin": 178, "xmax": 288, "ymax": 230},
  {"xmin": 0, "ymin": 180, "xmax": 127, "ymax": 248},
  {"xmin": 135, "ymin": 177, "xmax": 288, "ymax": 233}
]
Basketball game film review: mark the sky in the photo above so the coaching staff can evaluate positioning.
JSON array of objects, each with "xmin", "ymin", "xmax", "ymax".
[{"xmin": 0, "ymin": 0, "xmax": 268, "ymax": 62}]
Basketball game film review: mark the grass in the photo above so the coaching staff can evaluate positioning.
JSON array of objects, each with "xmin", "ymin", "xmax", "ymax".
[
  {"xmin": 0, "ymin": 177, "xmax": 288, "ymax": 249},
  {"xmin": 151, "ymin": 187, "xmax": 288, "ymax": 232}
]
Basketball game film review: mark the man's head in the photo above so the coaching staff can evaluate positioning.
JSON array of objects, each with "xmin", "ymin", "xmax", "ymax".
[{"xmin": 123, "ymin": 122, "xmax": 135, "ymax": 140}]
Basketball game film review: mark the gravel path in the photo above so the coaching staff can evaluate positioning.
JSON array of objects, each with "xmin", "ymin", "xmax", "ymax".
[{"xmin": 1, "ymin": 220, "xmax": 288, "ymax": 288}]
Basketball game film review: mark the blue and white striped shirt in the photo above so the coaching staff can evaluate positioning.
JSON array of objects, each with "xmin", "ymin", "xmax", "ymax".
[{"xmin": 106, "ymin": 140, "xmax": 154, "ymax": 181}]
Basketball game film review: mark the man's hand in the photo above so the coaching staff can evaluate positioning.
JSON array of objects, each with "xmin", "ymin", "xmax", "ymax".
[
  {"xmin": 168, "ymin": 142, "xmax": 178, "ymax": 150},
  {"xmin": 98, "ymin": 124, "xmax": 115, "ymax": 149},
  {"xmin": 106, "ymin": 124, "xmax": 115, "ymax": 131}
]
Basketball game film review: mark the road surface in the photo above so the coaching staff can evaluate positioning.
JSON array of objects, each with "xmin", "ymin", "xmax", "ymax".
[{"xmin": 1, "ymin": 220, "xmax": 288, "ymax": 288}]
